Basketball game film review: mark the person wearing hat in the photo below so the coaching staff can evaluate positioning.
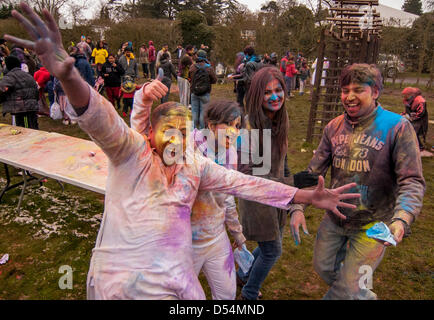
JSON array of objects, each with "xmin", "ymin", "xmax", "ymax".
[
  {"xmin": 188, "ymin": 49, "xmax": 217, "ymax": 129},
  {"xmin": 401, "ymin": 87, "xmax": 431, "ymax": 157},
  {"xmin": 118, "ymin": 46, "xmax": 138, "ymax": 82},
  {"xmin": 0, "ymin": 55, "xmax": 39, "ymax": 129},
  {"xmin": 119, "ymin": 75, "xmax": 142, "ymax": 117}
]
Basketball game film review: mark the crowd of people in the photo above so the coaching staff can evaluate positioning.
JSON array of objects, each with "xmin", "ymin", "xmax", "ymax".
[{"xmin": 0, "ymin": 2, "xmax": 430, "ymax": 301}]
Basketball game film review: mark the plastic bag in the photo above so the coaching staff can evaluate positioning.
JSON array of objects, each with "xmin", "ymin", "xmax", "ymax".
[
  {"xmin": 50, "ymin": 101, "xmax": 63, "ymax": 120},
  {"xmin": 233, "ymin": 244, "xmax": 254, "ymax": 274},
  {"xmin": 366, "ymin": 222, "xmax": 397, "ymax": 246}
]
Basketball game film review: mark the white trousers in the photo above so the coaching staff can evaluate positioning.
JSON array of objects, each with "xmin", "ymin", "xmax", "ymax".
[
  {"xmin": 193, "ymin": 231, "xmax": 236, "ymax": 300},
  {"xmin": 177, "ymin": 76, "xmax": 190, "ymax": 107}
]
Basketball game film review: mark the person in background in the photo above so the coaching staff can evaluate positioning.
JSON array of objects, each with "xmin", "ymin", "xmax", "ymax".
[
  {"xmin": 148, "ymin": 40, "xmax": 156, "ymax": 79},
  {"xmin": 102, "ymin": 53, "xmax": 124, "ymax": 109},
  {"xmin": 33, "ymin": 63, "xmax": 51, "ymax": 116},
  {"xmin": 285, "ymin": 55, "xmax": 297, "ymax": 98},
  {"xmin": 177, "ymin": 44, "xmax": 194, "ymax": 107},
  {"xmin": 119, "ymin": 76, "xmax": 142, "ymax": 117},
  {"xmin": 401, "ymin": 87, "xmax": 431, "ymax": 157},
  {"xmin": 91, "ymin": 40, "xmax": 108, "ymax": 66},
  {"xmin": 0, "ymin": 55, "xmax": 39, "ymax": 129},
  {"xmin": 77, "ymin": 35, "xmax": 92, "ymax": 61},
  {"xmin": 139, "ymin": 44, "xmax": 149, "ymax": 79},
  {"xmin": 158, "ymin": 52, "xmax": 177, "ymax": 103},
  {"xmin": 118, "ymin": 46, "xmax": 138, "ymax": 82},
  {"xmin": 172, "ymin": 43, "xmax": 185, "ymax": 72},
  {"xmin": 298, "ymin": 61, "xmax": 310, "ymax": 96},
  {"xmin": 70, "ymin": 46, "xmax": 95, "ymax": 87},
  {"xmin": 156, "ymin": 44, "xmax": 171, "ymax": 69},
  {"xmin": 188, "ymin": 49, "xmax": 217, "ymax": 129}
]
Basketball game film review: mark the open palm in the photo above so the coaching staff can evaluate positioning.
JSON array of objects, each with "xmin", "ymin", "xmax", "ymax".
[
  {"xmin": 312, "ymin": 176, "xmax": 359, "ymax": 220},
  {"xmin": 4, "ymin": 2, "xmax": 74, "ymax": 81}
]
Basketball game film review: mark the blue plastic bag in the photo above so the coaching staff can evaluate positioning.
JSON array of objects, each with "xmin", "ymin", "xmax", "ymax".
[
  {"xmin": 366, "ymin": 222, "xmax": 397, "ymax": 246},
  {"xmin": 234, "ymin": 244, "xmax": 254, "ymax": 273}
]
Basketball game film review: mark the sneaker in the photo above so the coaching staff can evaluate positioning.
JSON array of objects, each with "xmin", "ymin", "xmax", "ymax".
[
  {"xmin": 70, "ymin": 120, "xmax": 77, "ymax": 125},
  {"xmin": 62, "ymin": 119, "xmax": 69, "ymax": 125}
]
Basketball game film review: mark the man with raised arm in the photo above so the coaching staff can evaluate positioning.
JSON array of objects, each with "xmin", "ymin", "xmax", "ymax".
[{"xmin": 4, "ymin": 2, "xmax": 360, "ymax": 300}]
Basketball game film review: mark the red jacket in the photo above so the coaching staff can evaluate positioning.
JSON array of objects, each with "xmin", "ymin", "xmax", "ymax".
[
  {"xmin": 285, "ymin": 62, "xmax": 297, "ymax": 78},
  {"xmin": 120, "ymin": 84, "xmax": 143, "ymax": 99},
  {"xmin": 33, "ymin": 67, "xmax": 50, "ymax": 89}
]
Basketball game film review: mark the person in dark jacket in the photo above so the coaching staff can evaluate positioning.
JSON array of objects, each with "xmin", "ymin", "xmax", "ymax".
[
  {"xmin": 158, "ymin": 52, "xmax": 177, "ymax": 103},
  {"xmin": 0, "ymin": 55, "xmax": 39, "ymax": 129},
  {"xmin": 307, "ymin": 64, "xmax": 425, "ymax": 299},
  {"xmin": 188, "ymin": 50, "xmax": 217, "ymax": 129},
  {"xmin": 118, "ymin": 47, "xmax": 138, "ymax": 81},
  {"xmin": 70, "ymin": 46, "xmax": 95, "ymax": 86},
  {"xmin": 401, "ymin": 87, "xmax": 431, "ymax": 156},
  {"xmin": 102, "ymin": 53, "xmax": 124, "ymax": 109}
]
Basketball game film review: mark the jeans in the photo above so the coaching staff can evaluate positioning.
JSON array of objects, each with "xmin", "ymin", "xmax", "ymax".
[
  {"xmin": 237, "ymin": 226, "xmax": 284, "ymax": 300},
  {"xmin": 122, "ymin": 97, "xmax": 133, "ymax": 114},
  {"xmin": 313, "ymin": 214, "xmax": 386, "ymax": 300},
  {"xmin": 142, "ymin": 63, "xmax": 149, "ymax": 78},
  {"xmin": 191, "ymin": 93, "xmax": 210, "ymax": 129},
  {"xmin": 161, "ymin": 82, "xmax": 171, "ymax": 103},
  {"xmin": 149, "ymin": 61, "xmax": 156, "ymax": 79},
  {"xmin": 285, "ymin": 76, "xmax": 293, "ymax": 96},
  {"xmin": 236, "ymin": 83, "xmax": 246, "ymax": 110}
]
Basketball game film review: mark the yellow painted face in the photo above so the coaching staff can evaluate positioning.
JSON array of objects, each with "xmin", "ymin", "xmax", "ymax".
[
  {"xmin": 151, "ymin": 114, "xmax": 190, "ymax": 166},
  {"xmin": 209, "ymin": 116, "xmax": 241, "ymax": 150}
]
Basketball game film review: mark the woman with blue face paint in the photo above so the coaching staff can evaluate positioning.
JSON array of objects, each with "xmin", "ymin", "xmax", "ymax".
[{"xmin": 236, "ymin": 66, "xmax": 307, "ymax": 300}]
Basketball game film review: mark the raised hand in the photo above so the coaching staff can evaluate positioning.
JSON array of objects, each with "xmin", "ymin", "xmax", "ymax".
[
  {"xmin": 142, "ymin": 68, "xmax": 168, "ymax": 103},
  {"xmin": 311, "ymin": 176, "xmax": 359, "ymax": 220},
  {"xmin": 4, "ymin": 2, "xmax": 74, "ymax": 81}
]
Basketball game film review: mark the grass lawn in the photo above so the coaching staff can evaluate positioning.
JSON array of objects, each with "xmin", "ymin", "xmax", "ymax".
[{"xmin": 0, "ymin": 82, "xmax": 433, "ymax": 300}]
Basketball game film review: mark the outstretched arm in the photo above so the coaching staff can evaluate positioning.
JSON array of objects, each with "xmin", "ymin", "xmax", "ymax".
[
  {"xmin": 199, "ymin": 156, "xmax": 359, "ymax": 220},
  {"xmin": 130, "ymin": 70, "xmax": 167, "ymax": 135},
  {"xmin": 4, "ymin": 3, "xmax": 143, "ymax": 165}
]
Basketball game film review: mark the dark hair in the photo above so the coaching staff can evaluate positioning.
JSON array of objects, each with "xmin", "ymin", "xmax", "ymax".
[
  {"xmin": 162, "ymin": 52, "xmax": 169, "ymax": 60},
  {"xmin": 245, "ymin": 66, "xmax": 289, "ymax": 159},
  {"xmin": 97, "ymin": 41, "xmax": 104, "ymax": 49},
  {"xmin": 108, "ymin": 53, "xmax": 116, "ymax": 59},
  {"xmin": 340, "ymin": 63, "xmax": 383, "ymax": 95},
  {"xmin": 5, "ymin": 55, "xmax": 21, "ymax": 70},
  {"xmin": 204, "ymin": 100, "xmax": 245, "ymax": 128},
  {"xmin": 0, "ymin": 38, "xmax": 5, "ymax": 45},
  {"xmin": 151, "ymin": 102, "xmax": 192, "ymax": 128},
  {"xmin": 185, "ymin": 45, "xmax": 194, "ymax": 52},
  {"xmin": 244, "ymin": 45, "xmax": 255, "ymax": 56}
]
